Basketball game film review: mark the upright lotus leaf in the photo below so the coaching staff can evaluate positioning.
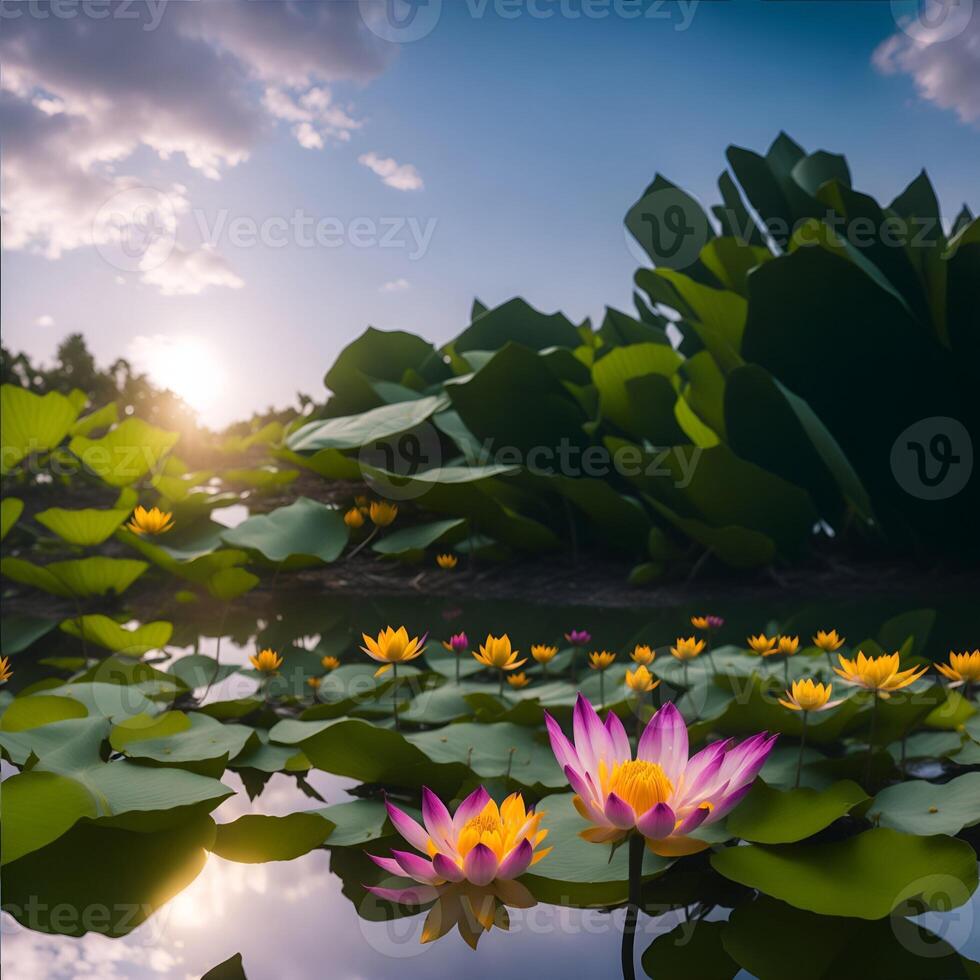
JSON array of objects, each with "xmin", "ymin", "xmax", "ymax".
[
  {"xmin": 221, "ymin": 496, "xmax": 349, "ymax": 566},
  {"xmin": 1, "ymin": 614, "xmax": 58, "ymax": 655},
  {"xmin": 372, "ymin": 517, "xmax": 466, "ymax": 558},
  {"xmin": 201, "ymin": 953, "xmax": 248, "ymax": 980},
  {"xmin": 868, "ymin": 773, "xmax": 980, "ymax": 836},
  {"xmin": 60, "ymin": 615, "xmax": 173, "ymax": 656},
  {"xmin": 726, "ymin": 780, "xmax": 868, "ymax": 844},
  {"xmin": 70, "ymin": 401, "xmax": 119, "ymax": 438},
  {"xmin": 597, "ymin": 306, "xmax": 671, "ymax": 349},
  {"xmin": 1, "ymin": 816, "xmax": 217, "ymax": 937},
  {"xmin": 276, "ymin": 446, "xmax": 363, "ymax": 480},
  {"xmin": 0, "ymin": 556, "xmax": 147, "ymax": 598},
  {"xmin": 211, "ymin": 812, "xmax": 332, "ymax": 863},
  {"xmin": 1, "ymin": 384, "xmax": 80, "ymax": 473},
  {"xmin": 592, "ymin": 342, "xmax": 683, "ymax": 438},
  {"xmin": 34, "ymin": 507, "xmax": 131, "ymax": 546},
  {"xmin": 714, "ymin": 169, "xmax": 767, "ymax": 247},
  {"xmin": 322, "ymin": 326, "xmax": 451, "ymax": 417},
  {"xmin": 41, "ymin": 681, "xmax": 159, "ymax": 722},
  {"xmin": 451, "ymin": 297, "xmax": 581, "ymax": 354},
  {"xmin": 69, "ymin": 417, "xmax": 179, "ymax": 487},
  {"xmin": 221, "ymin": 420, "xmax": 284, "ymax": 453},
  {"xmin": 121, "ymin": 529, "xmax": 251, "ymax": 586},
  {"xmin": 316, "ymin": 798, "xmax": 391, "ymax": 847},
  {"xmin": 448, "ymin": 342, "xmax": 589, "ymax": 455},
  {"xmin": 287, "ymin": 393, "xmax": 449, "ymax": 453},
  {"xmin": 711, "ymin": 828, "xmax": 978, "ymax": 919},
  {"xmin": 1, "ymin": 497, "xmax": 24, "ymax": 540},
  {"xmin": 699, "ymin": 237, "xmax": 772, "ymax": 297}
]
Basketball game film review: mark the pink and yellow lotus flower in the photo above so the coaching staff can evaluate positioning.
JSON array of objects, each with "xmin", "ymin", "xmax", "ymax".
[
  {"xmin": 545, "ymin": 695, "xmax": 775, "ymax": 857},
  {"xmin": 367, "ymin": 786, "xmax": 550, "ymax": 902}
]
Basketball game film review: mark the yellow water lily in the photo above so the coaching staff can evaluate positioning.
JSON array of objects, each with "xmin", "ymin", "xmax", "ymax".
[
  {"xmin": 361, "ymin": 626, "xmax": 426, "ymax": 677},
  {"xmin": 531, "ymin": 644, "xmax": 558, "ymax": 664},
  {"xmin": 631, "ymin": 644, "xmax": 655, "ymax": 665},
  {"xmin": 250, "ymin": 649, "xmax": 283, "ymax": 674},
  {"xmin": 776, "ymin": 635, "xmax": 800, "ymax": 656},
  {"xmin": 125, "ymin": 505, "xmax": 174, "ymax": 535},
  {"xmin": 436, "ymin": 553, "xmax": 458, "ymax": 569},
  {"xmin": 344, "ymin": 508, "xmax": 365, "ymax": 529},
  {"xmin": 813, "ymin": 629, "xmax": 845, "ymax": 652},
  {"xmin": 778, "ymin": 679, "xmax": 842, "ymax": 712},
  {"xmin": 670, "ymin": 637, "xmax": 704, "ymax": 660},
  {"xmin": 0, "ymin": 656, "xmax": 12, "ymax": 684},
  {"xmin": 588, "ymin": 651, "xmax": 617, "ymax": 671},
  {"xmin": 935, "ymin": 650, "xmax": 980, "ymax": 688},
  {"xmin": 321, "ymin": 655, "xmax": 341, "ymax": 671},
  {"xmin": 625, "ymin": 665, "xmax": 659, "ymax": 694},
  {"xmin": 307, "ymin": 676, "xmax": 322, "ymax": 691},
  {"xmin": 690, "ymin": 616, "xmax": 709, "ymax": 630},
  {"xmin": 473, "ymin": 634, "xmax": 526, "ymax": 671},
  {"xmin": 507, "ymin": 672, "xmax": 531, "ymax": 689},
  {"xmin": 747, "ymin": 633, "xmax": 777, "ymax": 655},
  {"xmin": 834, "ymin": 651, "xmax": 928, "ymax": 698},
  {"xmin": 369, "ymin": 500, "xmax": 398, "ymax": 527}
]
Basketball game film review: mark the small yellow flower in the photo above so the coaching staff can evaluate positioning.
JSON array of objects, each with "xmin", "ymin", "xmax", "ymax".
[
  {"xmin": 250, "ymin": 649, "xmax": 283, "ymax": 674},
  {"xmin": 354, "ymin": 495, "xmax": 369, "ymax": 509},
  {"xmin": 0, "ymin": 656, "xmax": 12, "ymax": 684},
  {"xmin": 834, "ymin": 651, "xmax": 928, "ymax": 699},
  {"xmin": 531, "ymin": 644, "xmax": 558, "ymax": 664},
  {"xmin": 671, "ymin": 636, "xmax": 705, "ymax": 661},
  {"xmin": 935, "ymin": 650, "xmax": 980, "ymax": 688},
  {"xmin": 361, "ymin": 626, "xmax": 426, "ymax": 677},
  {"xmin": 777, "ymin": 635, "xmax": 800, "ymax": 656},
  {"xmin": 473, "ymin": 634, "xmax": 526, "ymax": 671},
  {"xmin": 588, "ymin": 651, "xmax": 617, "ymax": 671},
  {"xmin": 125, "ymin": 505, "xmax": 174, "ymax": 535},
  {"xmin": 691, "ymin": 616, "xmax": 709, "ymax": 630},
  {"xmin": 344, "ymin": 508, "xmax": 365, "ymax": 529},
  {"xmin": 630, "ymin": 644, "xmax": 655, "ymax": 665},
  {"xmin": 436, "ymin": 553, "xmax": 458, "ymax": 569},
  {"xmin": 778, "ymin": 678, "xmax": 842, "ymax": 712},
  {"xmin": 321, "ymin": 655, "xmax": 341, "ymax": 671},
  {"xmin": 747, "ymin": 633, "xmax": 777, "ymax": 656},
  {"xmin": 813, "ymin": 629, "xmax": 845, "ymax": 652},
  {"xmin": 369, "ymin": 500, "xmax": 398, "ymax": 527},
  {"xmin": 625, "ymin": 665, "xmax": 660, "ymax": 694},
  {"xmin": 507, "ymin": 672, "xmax": 531, "ymax": 689},
  {"xmin": 307, "ymin": 676, "xmax": 322, "ymax": 690}
]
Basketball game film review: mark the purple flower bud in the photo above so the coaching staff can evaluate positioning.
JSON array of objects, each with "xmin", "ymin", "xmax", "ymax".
[
  {"xmin": 707, "ymin": 616, "xmax": 725, "ymax": 629},
  {"xmin": 443, "ymin": 632, "xmax": 468, "ymax": 654},
  {"xmin": 565, "ymin": 629, "xmax": 591, "ymax": 646}
]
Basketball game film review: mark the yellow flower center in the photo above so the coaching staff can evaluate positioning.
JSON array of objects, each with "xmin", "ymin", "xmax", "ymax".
[{"xmin": 602, "ymin": 760, "xmax": 673, "ymax": 814}]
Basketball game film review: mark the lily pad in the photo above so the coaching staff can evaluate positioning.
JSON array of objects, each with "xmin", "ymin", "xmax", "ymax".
[
  {"xmin": 211, "ymin": 812, "xmax": 332, "ymax": 863},
  {"xmin": 868, "ymin": 773, "xmax": 980, "ymax": 836},
  {"xmin": 642, "ymin": 920, "xmax": 737, "ymax": 980},
  {"xmin": 60, "ymin": 615, "xmax": 173, "ymax": 656}
]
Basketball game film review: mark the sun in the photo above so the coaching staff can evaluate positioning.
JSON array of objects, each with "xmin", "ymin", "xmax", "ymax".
[{"xmin": 129, "ymin": 333, "xmax": 225, "ymax": 418}]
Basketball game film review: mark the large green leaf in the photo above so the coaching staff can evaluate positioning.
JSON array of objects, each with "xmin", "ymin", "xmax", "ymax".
[
  {"xmin": 211, "ymin": 812, "xmax": 332, "ymax": 863},
  {"xmin": 726, "ymin": 780, "xmax": 867, "ymax": 844},
  {"xmin": 34, "ymin": 507, "xmax": 131, "ymax": 545},
  {"xmin": 0, "ymin": 614, "xmax": 57, "ymax": 655},
  {"xmin": 69, "ymin": 418, "xmax": 179, "ymax": 486},
  {"xmin": 221, "ymin": 497, "xmax": 349, "ymax": 566},
  {"xmin": 0, "ymin": 556, "xmax": 148, "ymax": 597},
  {"xmin": 869, "ymin": 773, "xmax": 980, "ymax": 836},
  {"xmin": 110, "ymin": 711, "xmax": 256, "ymax": 771},
  {"xmin": 0, "ymin": 695, "xmax": 88, "ymax": 732},
  {"xmin": 372, "ymin": 518, "xmax": 466, "ymax": 558},
  {"xmin": 711, "ymin": 828, "xmax": 978, "ymax": 919},
  {"xmin": 1, "ymin": 497, "xmax": 24, "ymax": 540},
  {"xmin": 70, "ymin": 401, "xmax": 119, "ymax": 438},
  {"xmin": 60, "ymin": 615, "xmax": 173, "ymax": 656},
  {"xmin": 317, "ymin": 799, "xmax": 391, "ymax": 847},
  {"xmin": 1, "ymin": 385, "xmax": 80, "ymax": 473},
  {"xmin": 642, "ymin": 920, "xmax": 737, "ymax": 980},
  {"xmin": 452, "ymin": 297, "xmax": 581, "ymax": 354}
]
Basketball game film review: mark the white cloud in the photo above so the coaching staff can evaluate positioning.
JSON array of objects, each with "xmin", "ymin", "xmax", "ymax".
[
  {"xmin": 0, "ymin": 1, "xmax": 395, "ymax": 288},
  {"xmin": 358, "ymin": 152, "xmax": 424, "ymax": 191},
  {"xmin": 139, "ymin": 244, "xmax": 244, "ymax": 297},
  {"xmin": 35, "ymin": 314, "xmax": 55, "ymax": 328},
  {"xmin": 380, "ymin": 278, "xmax": 411, "ymax": 292},
  {"xmin": 873, "ymin": 14, "xmax": 980, "ymax": 125}
]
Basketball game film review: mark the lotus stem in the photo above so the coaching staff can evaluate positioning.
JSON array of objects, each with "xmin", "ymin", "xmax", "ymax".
[
  {"xmin": 498, "ymin": 668, "xmax": 504, "ymax": 699},
  {"xmin": 455, "ymin": 655, "xmax": 460, "ymax": 686},
  {"xmin": 201, "ymin": 605, "xmax": 229, "ymax": 703},
  {"xmin": 599, "ymin": 670, "xmax": 605, "ymax": 708},
  {"xmin": 621, "ymin": 832, "xmax": 643, "ymax": 980},
  {"xmin": 795, "ymin": 710, "xmax": 809, "ymax": 789},
  {"xmin": 783, "ymin": 656, "xmax": 790, "ymax": 689},
  {"xmin": 346, "ymin": 525, "xmax": 379, "ymax": 560},
  {"xmin": 392, "ymin": 662, "xmax": 400, "ymax": 731},
  {"xmin": 865, "ymin": 693, "xmax": 879, "ymax": 788}
]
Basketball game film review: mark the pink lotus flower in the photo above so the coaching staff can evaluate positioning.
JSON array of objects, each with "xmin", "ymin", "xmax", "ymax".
[
  {"xmin": 442, "ymin": 632, "xmax": 469, "ymax": 654},
  {"xmin": 565, "ymin": 629, "xmax": 591, "ymax": 646},
  {"xmin": 366, "ymin": 787, "xmax": 551, "ymax": 904},
  {"xmin": 545, "ymin": 695, "xmax": 776, "ymax": 857}
]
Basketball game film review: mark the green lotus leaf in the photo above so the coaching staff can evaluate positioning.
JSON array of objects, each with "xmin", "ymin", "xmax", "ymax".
[
  {"xmin": 642, "ymin": 920, "xmax": 737, "ymax": 980},
  {"xmin": 60, "ymin": 615, "xmax": 173, "ymax": 656},
  {"xmin": 211, "ymin": 811, "xmax": 332, "ymax": 863},
  {"xmin": 288, "ymin": 393, "xmax": 449, "ymax": 452},
  {"xmin": 0, "ymin": 694, "xmax": 88, "ymax": 732},
  {"xmin": 221, "ymin": 496, "xmax": 349, "ymax": 566},
  {"xmin": 523, "ymin": 792, "xmax": 673, "ymax": 906},
  {"xmin": 69, "ymin": 400, "xmax": 119, "ymax": 438},
  {"xmin": 452, "ymin": 297, "xmax": 581, "ymax": 354},
  {"xmin": 34, "ymin": 506, "xmax": 131, "ymax": 545},
  {"xmin": 1, "ymin": 385, "xmax": 80, "ymax": 473},
  {"xmin": 726, "ymin": 779, "xmax": 868, "ymax": 844},
  {"xmin": 372, "ymin": 517, "xmax": 466, "ymax": 558},
  {"xmin": 110, "ymin": 710, "xmax": 257, "ymax": 770},
  {"xmin": 1, "ymin": 556, "xmax": 148, "ymax": 597},
  {"xmin": 230, "ymin": 729, "xmax": 308, "ymax": 773},
  {"xmin": 711, "ymin": 827, "xmax": 978, "ymax": 919},
  {"xmin": 220, "ymin": 466, "xmax": 299, "ymax": 491},
  {"xmin": 201, "ymin": 953, "xmax": 247, "ymax": 980},
  {"xmin": 316, "ymin": 799, "xmax": 391, "ymax": 847},
  {"xmin": 207, "ymin": 565, "xmax": 260, "ymax": 600},
  {"xmin": 69, "ymin": 417, "xmax": 179, "ymax": 487},
  {"xmin": 42, "ymin": 681, "xmax": 159, "ymax": 721},
  {"xmin": 1, "ymin": 497, "xmax": 24, "ymax": 540},
  {"xmin": 1, "ymin": 614, "xmax": 57, "ymax": 655},
  {"xmin": 868, "ymin": 773, "xmax": 980, "ymax": 836},
  {"xmin": 167, "ymin": 653, "xmax": 241, "ymax": 691},
  {"xmin": 1, "ymin": 816, "xmax": 217, "ymax": 937}
]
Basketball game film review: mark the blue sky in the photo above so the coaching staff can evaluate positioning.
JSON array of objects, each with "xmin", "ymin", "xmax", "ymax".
[{"xmin": 2, "ymin": 0, "xmax": 977, "ymax": 426}]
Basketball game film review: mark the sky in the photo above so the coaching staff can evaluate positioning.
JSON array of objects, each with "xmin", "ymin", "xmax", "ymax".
[{"xmin": 1, "ymin": 0, "xmax": 978, "ymax": 427}]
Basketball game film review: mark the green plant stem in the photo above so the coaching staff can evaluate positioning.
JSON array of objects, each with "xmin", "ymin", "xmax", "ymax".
[
  {"xmin": 498, "ymin": 668, "xmax": 504, "ymax": 698},
  {"xmin": 599, "ymin": 670, "xmax": 605, "ymax": 708},
  {"xmin": 783, "ymin": 656, "xmax": 790, "ymax": 689},
  {"xmin": 621, "ymin": 833, "xmax": 643, "ymax": 980},
  {"xmin": 455, "ymin": 655, "xmax": 460, "ymax": 685},
  {"xmin": 571, "ymin": 648, "xmax": 578, "ymax": 684},
  {"xmin": 865, "ymin": 693, "xmax": 879, "ymax": 788},
  {"xmin": 795, "ymin": 711, "xmax": 809, "ymax": 789},
  {"xmin": 392, "ymin": 663, "xmax": 399, "ymax": 730},
  {"xmin": 346, "ymin": 525, "xmax": 379, "ymax": 560},
  {"xmin": 201, "ymin": 605, "xmax": 229, "ymax": 703}
]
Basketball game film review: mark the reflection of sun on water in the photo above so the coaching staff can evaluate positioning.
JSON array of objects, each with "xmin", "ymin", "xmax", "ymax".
[{"xmin": 128, "ymin": 333, "xmax": 225, "ymax": 418}]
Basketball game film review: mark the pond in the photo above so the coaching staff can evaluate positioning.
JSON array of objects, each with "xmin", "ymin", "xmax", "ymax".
[{"xmin": 2, "ymin": 591, "xmax": 979, "ymax": 979}]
